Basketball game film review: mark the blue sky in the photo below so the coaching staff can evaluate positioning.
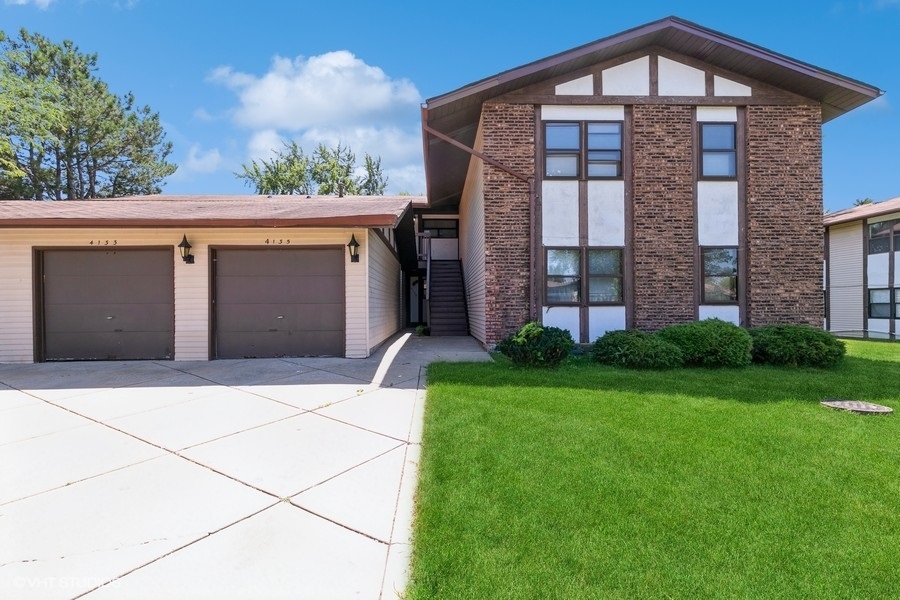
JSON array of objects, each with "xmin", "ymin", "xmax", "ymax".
[{"xmin": 1, "ymin": 0, "xmax": 897, "ymax": 211}]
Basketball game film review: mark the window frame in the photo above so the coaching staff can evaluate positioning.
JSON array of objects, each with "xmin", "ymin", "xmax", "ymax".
[
  {"xmin": 868, "ymin": 288, "xmax": 892, "ymax": 319},
  {"xmin": 699, "ymin": 122, "xmax": 737, "ymax": 180},
  {"xmin": 700, "ymin": 246, "xmax": 739, "ymax": 305},
  {"xmin": 543, "ymin": 120, "xmax": 623, "ymax": 181},
  {"xmin": 544, "ymin": 246, "xmax": 625, "ymax": 306},
  {"xmin": 867, "ymin": 219, "xmax": 899, "ymax": 255}
]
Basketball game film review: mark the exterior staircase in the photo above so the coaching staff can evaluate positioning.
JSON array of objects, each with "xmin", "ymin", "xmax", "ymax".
[{"xmin": 428, "ymin": 260, "xmax": 469, "ymax": 336}]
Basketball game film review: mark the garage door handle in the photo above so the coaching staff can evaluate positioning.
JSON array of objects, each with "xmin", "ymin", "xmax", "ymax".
[
  {"xmin": 106, "ymin": 316, "xmax": 114, "ymax": 320},
  {"xmin": 276, "ymin": 315, "xmax": 284, "ymax": 319}
]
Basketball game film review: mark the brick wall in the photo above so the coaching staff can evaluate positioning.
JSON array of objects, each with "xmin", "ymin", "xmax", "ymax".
[
  {"xmin": 745, "ymin": 104, "xmax": 823, "ymax": 326},
  {"xmin": 481, "ymin": 103, "xmax": 535, "ymax": 344},
  {"xmin": 631, "ymin": 104, "xmax": 696, "ymax": 330}
]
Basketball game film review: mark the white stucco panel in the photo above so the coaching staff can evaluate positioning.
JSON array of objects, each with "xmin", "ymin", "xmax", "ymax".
[
  {"xmin": 555, "ymin": 75, "xmax": 594, "ymax": 96},
  {"xmin": 867, "ymin": 254, "xmax": 890, "ymax": 287},
  {"xmin": 588, "ymin": 306, "xmax": 626, "ymax": 341},
  {"xmin": 602, "ymin": 56, "xmax": 649, "ymax": 96},
  {"xmin": 714, "ymin": 75, "xmax": 752, "ymax": 97},
  {"xmin": 696, "ymin": 106, "xmax": 737, "ymax": 122},
  {"xmin": 542, "ymin": 181, "xmax": 579, "ymax": 246},
  {"xmin": 541, "ymin": 105, "xmax": 624, "ymax": 121},
  {"xmin": 542, "ymin": 306, "xmax": 580, "ymax": 341},
  {"xmin": 657, "ymin": 56, "xmax": 706, "ymax": 96},
  {"xmin": 697, "ymin": 181, "xmax": 739, "ymax": 246},
  {"xmin": 587, "ymin": 181, "xmax": 625, "ymax": 246},
  {"xmin": 868, "ymin": 319, "xmax": 891, "ymax": 337},
  {"xmin": 699, "ymin": 305, "xmax": 740, "ymax": 325}
]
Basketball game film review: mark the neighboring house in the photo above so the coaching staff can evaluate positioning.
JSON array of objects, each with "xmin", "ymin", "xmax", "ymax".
[
  {"xmin": 0, "ymin": 196, "xmax": 418, "ymax": 362},
  {"xmin": 419, "ymin": 16, "xmax": 882, "ymax": 346},
  {"xmin": 824, "ymin": 197, "xmax": 900, "ymax": 340}
]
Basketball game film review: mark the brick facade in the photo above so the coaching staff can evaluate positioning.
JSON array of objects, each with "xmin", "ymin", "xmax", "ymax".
[
  {"xmin": 631, "ymin": 104, "xmax": 696, "ymax": 330},
  {"xmin": 745, "ymin": 104, "xmax": 824, "ymax": 326},
  {"xmin": 481, "ymin": 103, "xmax": 535, "ymax": 344}
]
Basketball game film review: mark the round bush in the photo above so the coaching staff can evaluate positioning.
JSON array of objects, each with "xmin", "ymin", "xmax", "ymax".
[
  {"xmin": 657, "ymin": 318, "xmax": 752, "ymax": 368},
  {"xmin": 749, "ymin": 324, "xmax": 846, "ymax": 368},
  {"xmin": 496, "ymin": 322, "xmax": 574, "ymax": 368},
  {"xmin": 592, "ymin": 329, "xmax": 683, "ymax": 369}
]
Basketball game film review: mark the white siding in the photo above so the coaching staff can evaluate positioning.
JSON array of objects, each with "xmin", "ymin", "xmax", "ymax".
[
  {"xmin": 542, "ymin": 180, "xmax": 579, "ymax": 246},
  {"xmin": 697, "ymin": 181, "xmax": 739, "ymax": 246},
  {"xmin": 601, "ymin": 56, "xmax": 649, "ymax": 96},
  {"xmin": 368, "ymin": 230, "xmax": 402, "ymax": 351},
  {"xmin": 827, "ymin": 222, "xmax": 864, "ymax": 334},
  {"xmin": 459, "ymin": 121, "xmax": 487, "ymax": 343},
  {"xmin": 696, "ymin": 106, "xmax": 737, "ymax": 122},
  {"xmin": 541, "ymin": 105, "xmax": 624, "ymax": 121},
  {"xmin": 657, "ymin": 57, "xmax": 705, "ymax": 96},
  {"xmin": 587, "ymin": 181, "xmax": 625, "ymax": 246},
  {"xmin": 0, "ymin": 227, "xmax": 372, "ymax": 362},
  {"xmin": 867, "ymin": 253, "xmax": 890, "ymax": 287},
  {"xmin": 555, "ymin": 75, "xmax": 593, "ymax": 96},
  {"xmin": 588, "ymin": 306, "xmax": 626, "ymax": 341},
  {"xmin": 542, "ymin": 306, "xmax": 580, "ymax": 340},
  {"xmin": 714, "ymin": 75, "xmax": 752, "ymax": 97}
]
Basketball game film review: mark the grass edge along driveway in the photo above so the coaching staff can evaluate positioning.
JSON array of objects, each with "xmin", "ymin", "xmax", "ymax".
[{"xmin": 407, "ymin": 340, "xmax": 900, "ymax": 599}]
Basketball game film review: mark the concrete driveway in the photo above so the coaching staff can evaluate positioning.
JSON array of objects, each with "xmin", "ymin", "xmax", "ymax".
[{"xmin": 0, "ymin": 333, "xmax": 492, "ymax": 600}]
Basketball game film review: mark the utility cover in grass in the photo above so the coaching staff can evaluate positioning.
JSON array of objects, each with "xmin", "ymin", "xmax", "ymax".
[{"xmin": 821, "ymin": 399, "xmax": 894, "ymax": 415}]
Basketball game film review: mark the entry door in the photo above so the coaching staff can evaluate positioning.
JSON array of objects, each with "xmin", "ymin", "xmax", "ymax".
[
  {"xmin": 39, "ymin": 249, "xmax": 174, "ymax": 361},
  {"xmin": 213, "ymin": 248, "xmax": 345, "ymax": 358}
]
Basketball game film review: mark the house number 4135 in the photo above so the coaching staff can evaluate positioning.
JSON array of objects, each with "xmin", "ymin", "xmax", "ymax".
[{"xmin": 88, "ymin": 240, "xmax": 117, "ymax": 246}]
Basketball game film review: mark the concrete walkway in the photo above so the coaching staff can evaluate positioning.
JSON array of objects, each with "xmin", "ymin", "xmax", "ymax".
[{"xmin": 0, "ymin": 333, "xmax": 492, "ymax": 600}]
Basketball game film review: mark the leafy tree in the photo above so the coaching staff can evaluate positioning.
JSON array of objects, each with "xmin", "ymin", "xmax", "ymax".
[
  {"xmin": 0, "ymin": 28, "xmax": 176, "ymax": 199},
  {"xmin": 358, "ymin": 153, "xmax": 388, "ymax": 195},
  {"xmin": 236, "ymin": 140, "xmax": 312, "ymax": 195},
  {"xmin": 853, "ymin": 198, "xmax": 874, "ymax": 206},
  {"xmin": 311, "ymin": 142, "xmax": 357, "ymax": 196}
]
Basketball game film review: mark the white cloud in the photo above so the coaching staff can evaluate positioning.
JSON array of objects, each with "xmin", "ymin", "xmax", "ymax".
[
  {"xmin": 213, "ymin": 50, "xmax": 426, "ymax": 195},
  {"xmin": 184, "ymin": 145, "xmax": 222, "ymax": 174},
  {"xmin": 4, "ymin": 0, "xmax": 55, "ymax": 8}
]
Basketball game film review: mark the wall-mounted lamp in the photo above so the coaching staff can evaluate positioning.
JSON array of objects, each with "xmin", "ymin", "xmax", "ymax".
[
  {"xmin": 347, "ymin": 234, "xmax": 360, "ymax": 263},
  {"xmin": 178, "ymin": 234, "xmax": 195, "ymax": 264}
]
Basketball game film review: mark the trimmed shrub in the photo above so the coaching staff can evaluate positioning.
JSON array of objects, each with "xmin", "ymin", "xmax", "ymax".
[
  {"xmin": 592, "ymin": 329, "xmax": 684, "ymax": 370},
  {"xmin": 657, "ymin": 318, "xmax": 752, "ymax": 368},
  {"xmin": 749, "ymin": 324, "xmax": 846, "ymax": 368},
  {"xmin": 496, "ymin": 322, "xmax": 574, "ymax": 368}
]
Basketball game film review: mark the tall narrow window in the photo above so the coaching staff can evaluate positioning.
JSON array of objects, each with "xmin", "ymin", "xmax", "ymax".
[
  {"xmin": 587, "ymin": 249, "xmax": 623, "ymax": 303},
  {"xmin": 868, "ymin": 289, "xmax": 891, "ymax": 318},
  {"xmin": 586, "ymin": 122, "xmax": 623, "ymax": 178},
  {"xmin": 700, "ymin": 123, "xmax": 737, "ymax": 178},
  {"xmin": 544, "ymin": 121, "xmax": 623, "ymax": 179},
  {"xmin": 545, "ymin": 123, "xmax": 580, "ymax": 178},
  {"xmin": 702, "ymin": 247, "xmax": 738, "ymax": 303},
  {"xmin": 546, "ymin": 249, "xmax": 581, "ymax": 304}
]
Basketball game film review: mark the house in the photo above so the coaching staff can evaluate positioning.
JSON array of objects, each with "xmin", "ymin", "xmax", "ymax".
[
  {"xmin": 824, "ymin": 197, "xmax": 900, "ymax": 340},
  {"xmin": 0, "ymin": 196, "xmax": 418, "ymax": 362},
  {"xmin": 0, "ymin": 16, "xmax": 884, "ymax": 363},
  {"xmin": 418, "ymin": 16, "xmax": 881, "ymax": 346}
]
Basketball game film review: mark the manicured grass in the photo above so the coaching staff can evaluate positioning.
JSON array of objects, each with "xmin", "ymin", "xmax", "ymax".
[{"xmin": 408, "ymin": 340, "xmax": 900, "ymax": 599}]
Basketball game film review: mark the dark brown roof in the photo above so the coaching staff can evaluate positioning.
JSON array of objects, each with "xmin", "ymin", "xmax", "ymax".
[
  {"xmin": 422, "ymin": 16, "xmax": 883, "ymax": 208},
  {"xmin": 0, "ymin": 195, "xmax": 419, "ymax": 228},
  {"xmin": 824, "ymin": 196, "xmax": 900, "ymax": 227}
]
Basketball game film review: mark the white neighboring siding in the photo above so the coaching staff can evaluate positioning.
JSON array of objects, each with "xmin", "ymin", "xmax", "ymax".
[
  {"xmin": 460, "ymin": 122, "xmax": 487, "ymax": 343},
  {"xmin": 827, "ymin": 222, "xmax": 864, "ymax": 334},
  {"xmin": 368, "ymin": 230, "xmax": 401, "ymax": 351},
  {"xmin": 0, "ymin": 227, "xmax": 370, "ymax": 362}
]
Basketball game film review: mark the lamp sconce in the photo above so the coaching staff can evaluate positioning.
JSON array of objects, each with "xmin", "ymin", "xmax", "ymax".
[
  {"xmin": 347, "ymin": 234, "xmax": 360, "ymax": 263},
  {"xmin": 178, "ymin": 234, "xmax": 195, "ymax": 264}
]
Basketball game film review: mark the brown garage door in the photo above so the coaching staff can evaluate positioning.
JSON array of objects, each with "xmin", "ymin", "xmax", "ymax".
[
  {"xmin": 213, "ymin": 248, "xmax": 345, "ymax": 358},
  {"xmin": 39, "ymin": 249, "xmax": 174, "ymax": 361}
]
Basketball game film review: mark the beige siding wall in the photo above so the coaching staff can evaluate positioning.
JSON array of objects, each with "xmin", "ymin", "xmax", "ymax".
[
  {"xmin": 367, "ymin": 230, "xmax": 401, "ymax": 351},
  {"xmin": 459, "ymin": 121, "xmax": 487, "ymax": 343},
  {"xmin": 0, "ymin": 227, "xmax": 372, "ymax": 362},
  {"xmin": 827, "ymin": 222, "xmax": 864, "ymax": 334}
]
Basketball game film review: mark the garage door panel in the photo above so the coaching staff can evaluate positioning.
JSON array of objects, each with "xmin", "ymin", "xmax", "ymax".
[
  {"xmin": 214, "ymin": 248, "xmax": 344, "ymax": 358},
  {"xmin": 44, "ymin": 275, "xmax": 172, "ymax": 304},
  {"xmin": 41, "ymin": 249, "xmax": 174, "ymax": 361},
  {"xmin": 44, "ymin": 303, "xmax": 174, "ymax": 333},
  {"xmin": 216, "ymin": 330, "xmax": 343, "ymax": 359},
  {"xmin": 47, "ymin": 332, "xmax": 173, "ymax": 361},
  {"xmin": 216, "ymin": 276, "xmax": 343, "ymax": 304}
]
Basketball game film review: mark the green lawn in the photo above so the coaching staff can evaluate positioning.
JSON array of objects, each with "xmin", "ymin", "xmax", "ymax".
[{"xmin": 408, "ymin": 340, "xmax": 900, "ymax": 599}]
